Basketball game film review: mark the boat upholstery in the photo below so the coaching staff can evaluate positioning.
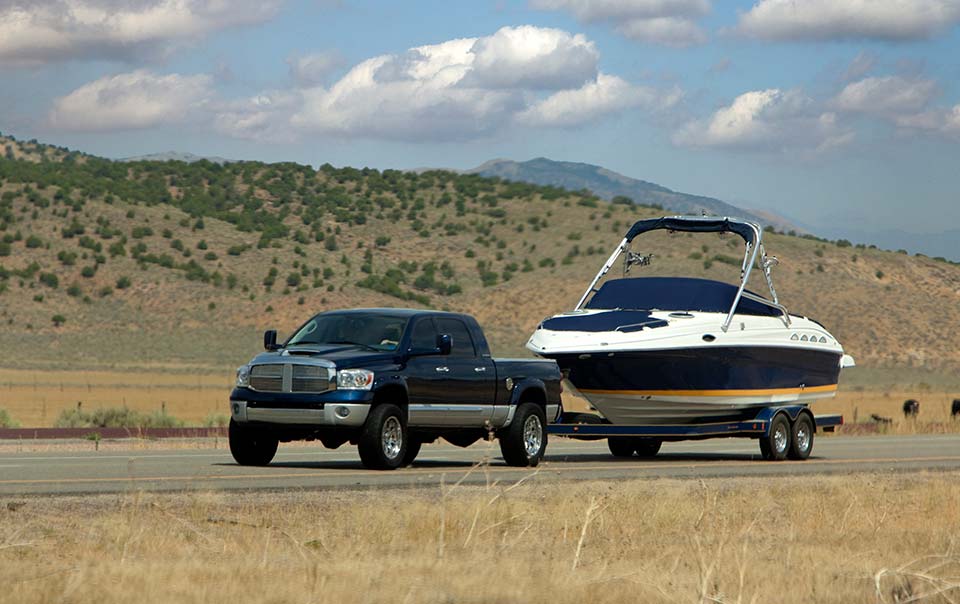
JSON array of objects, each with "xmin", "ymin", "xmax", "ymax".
[
  {"xmin": 541, "ymin": 310, "xmax": 669, "ymax": 333},
  {"xmin": 585, "ymin": 277, "xmax": 782, "ymax": 316}
]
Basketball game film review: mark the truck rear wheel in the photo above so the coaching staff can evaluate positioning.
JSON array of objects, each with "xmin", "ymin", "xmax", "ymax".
[
  {"xmin": 788, "ymin": 414, "xmax": 814, "ymax": 460},
  {"xmin": 499, "ymin": 403, "xmax": 547, "ymax": 467},
  {"xmin": 358, "ymin": 404, "xmax": 407, "ymax": 470},
  {"xmin": 760, "ymin": 414, "xmax": 790, "ymax": 461},
  {"xmin": 401, "ymin": 437, "xmax": 422, "ymax": 467},
  {"xmin": 229, "ymin": 419, "xmax": 278, "ymax": 466}
]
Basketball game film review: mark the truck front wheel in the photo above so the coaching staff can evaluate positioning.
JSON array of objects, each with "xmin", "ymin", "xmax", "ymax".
[
  {"xmin": 499, "ymin": 403, "xmax": 547, "ymax": 467},
  {"xmin": 358, "ymin": 404, "xmax": 407, "ymax": 470},
  {"xmin": 228, "ymin": 419, "xmax": 279, "ymax": 466}
]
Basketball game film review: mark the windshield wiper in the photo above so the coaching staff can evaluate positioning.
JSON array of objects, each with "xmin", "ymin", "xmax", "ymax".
[{"xmin": 327, "ymin": 340, "xmax": 379, "ymax": 351}]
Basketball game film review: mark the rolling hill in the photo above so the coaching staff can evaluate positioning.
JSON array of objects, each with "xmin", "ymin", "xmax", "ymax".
[
  {"xmin": 1, "ymin": 134, "xmax": 958, "ymax": 377},
  {"xmin": 470, "ymin": 157, "xmax": 800, "ymax": 232}
]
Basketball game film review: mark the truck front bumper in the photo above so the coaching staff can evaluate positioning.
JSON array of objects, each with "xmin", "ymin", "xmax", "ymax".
[{"xmin": 229, "ymin": 389, "xmax": 373, "ymax": 428}]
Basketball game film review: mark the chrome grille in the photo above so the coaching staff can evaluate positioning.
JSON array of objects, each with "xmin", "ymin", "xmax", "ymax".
[
  {"xmin": 249, "ymin": 364, "xmax": 283, "ymax": 392},
  {"xmin": 292, "ymin": 365, "xmax": 331, "ymax": 393},
  {"xmin": 248, "ymin": 363, "xmax": 332, "ymax": 393}
]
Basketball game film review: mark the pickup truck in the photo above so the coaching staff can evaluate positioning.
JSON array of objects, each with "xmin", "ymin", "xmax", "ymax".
[{"xmin": 228, "ymin": 308, "xmax": 562, "ymax": 470}]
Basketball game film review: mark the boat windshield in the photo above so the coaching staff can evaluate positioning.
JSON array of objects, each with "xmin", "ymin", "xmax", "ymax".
[
  {"xmin": 286, "ymin": 312, "xmax": 410, "ymax": 351},
  {"xmin": 585, "ymin": 277, "xmax": 781, "ymax": 317}
]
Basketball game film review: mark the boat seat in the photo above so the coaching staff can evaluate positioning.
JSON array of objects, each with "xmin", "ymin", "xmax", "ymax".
[{"xmin": 541, "ymin": 310, "xmax": 669, "ymax": 332}]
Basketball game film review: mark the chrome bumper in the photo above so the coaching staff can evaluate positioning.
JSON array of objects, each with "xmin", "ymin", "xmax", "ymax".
[{"xmin": 230, "ymin": 400, "xmax": 370, "ymax": 427}]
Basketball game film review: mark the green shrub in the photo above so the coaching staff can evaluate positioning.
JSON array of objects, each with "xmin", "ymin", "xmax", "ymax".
[
  {"xmin": 80, "ymin": 265, "xmax": 96, "ymax": 278},
  {"xmin": 39, "ymin": 272, "xmax": 59, "ymax": 288},
  {"xmin": 25, "ymin": 234, "xmax": 43, "ymax": 248},
  {"xmin": 51, "ymin": 314, "xmax": 66, "ymax": 327},
  {"xmin": 131, "ymin": 226, "xmax": 153, "ymax": 239},
  {"xmin": 53, "ymin": 407, "xmax": 184, "ymax": 429},
  {"xmin": 0, "ymin": 408, "xmax": 18, "ymax": 428},
  {"xmin": 116, "ymin": 276, "xmax": 131, "ymax": 289}
]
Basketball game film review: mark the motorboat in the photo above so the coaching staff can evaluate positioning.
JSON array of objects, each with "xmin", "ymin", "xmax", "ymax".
[{"xmin": 526, "ymin": 216, "xmax": 855, "ymax": 425}]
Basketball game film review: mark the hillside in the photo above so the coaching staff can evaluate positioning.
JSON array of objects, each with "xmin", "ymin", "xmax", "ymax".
[
  {"xmin": 1, "ymin": 134, "xmax": 959, "ymax": 375},
  {"xmin": 470, "ymin": 158, "xmax": 799, "ymax": 232}
]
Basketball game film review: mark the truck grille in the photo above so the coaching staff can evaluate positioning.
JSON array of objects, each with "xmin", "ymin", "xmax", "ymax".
[{"xmin": 249, "ymin": 364, "xmax": 332, "ymax": 393}]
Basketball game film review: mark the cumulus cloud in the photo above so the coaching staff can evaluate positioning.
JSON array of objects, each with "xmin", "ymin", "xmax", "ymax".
[
  {"xmin": 673, "ymin": 88, "xmax": 853, "ymax": 152},
  {"xmin": 519, "ymin": 74, "xmax": 680, "ymax": 127},
  {"xmin": 0, "ymin": 0, "xmax": 283, "ymax": 65},
  {"xmin": 49, "ymin": 69, "xmax": 213, "ymax": 130},
  {"xmin": 832, "ymin": 75, "xmax": 938, "ymax": 116},
  {"xmin": 212, "ymin": 91, "xmax": 303, "ymax": 142},
  {"xmin": 287, "ymin": 25, "xmax": 673, "ymax": 141},
  {"xmin": 531, "ymin": 0, "xmax": 710, "ymax": 46},
  {"xmin": 287, "ymin": 51, "xmax": 343, "ymax": 87},
  {"xmin": 736, "ymin": 0, "xmax": 960, "ymax": 42}
]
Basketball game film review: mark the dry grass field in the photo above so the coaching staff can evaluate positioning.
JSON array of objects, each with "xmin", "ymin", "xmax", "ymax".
[
  {"xmin": 1, "ymin": 365, "xmax": 957, "ymax": 429},
  {"xmin": 2, "ymin": 473, "xmax": 959, "ymax": 603}
]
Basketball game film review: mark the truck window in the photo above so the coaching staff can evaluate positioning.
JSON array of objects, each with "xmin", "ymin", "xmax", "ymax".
[
  {"xmin": 409, "ymin": 318, "xmax": 437, "ymax": 352},
  {"xmin": 435, "ymin": 318, "xmax": 476, "ymax": 357}
]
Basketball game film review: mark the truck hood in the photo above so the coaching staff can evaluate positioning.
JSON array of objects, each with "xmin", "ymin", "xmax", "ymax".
[{"xmin": 247, "ymin": 345, "xmax": 398, "ymax": 368}]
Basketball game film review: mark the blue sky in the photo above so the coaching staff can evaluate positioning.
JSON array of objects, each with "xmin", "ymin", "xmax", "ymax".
[{"xmin": 2, "ymin": 1, "xmax": 959, "ymax": 257}]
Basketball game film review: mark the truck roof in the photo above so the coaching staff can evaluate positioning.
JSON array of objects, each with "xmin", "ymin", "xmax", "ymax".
[{"xmin": 318, "ymin": 307, "xmax": 471, "ymax": 319}]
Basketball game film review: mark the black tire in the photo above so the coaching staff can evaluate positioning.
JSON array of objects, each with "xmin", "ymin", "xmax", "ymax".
[
  {"xmin": 358, "ymin": 404, "xmax": 407, "ymax": 470},
  {"xmin": 634, "ymin": 438, "xmax": 662, "ymax": 458},
  {"xmin": 498, "ymin": 403, "xmax": 547, "ymax": 467},
  {"xmin": 228, "ymin": 419, "xmax": 278, "ymax": 466},
  {"xmin": 760, "ymin": 414, "xmax": 791, "ymax": 461},
  {"xmin": 607, "ymin": 436, "xmax": 636, "ymax": 458},
  {"xmin": 788, "ymin": 414, "xmax": 814, "ymax": 460},
  {"xmin": 401, "ymin": 437, "xmax": 422, "ymax": 467}
]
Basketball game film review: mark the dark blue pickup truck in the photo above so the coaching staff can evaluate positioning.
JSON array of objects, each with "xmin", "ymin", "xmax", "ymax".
[{"xmin": 229, "ymin": 308, "xmax": 562, "ymax": 469}]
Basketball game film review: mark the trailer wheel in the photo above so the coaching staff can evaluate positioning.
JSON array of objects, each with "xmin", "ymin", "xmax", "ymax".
[
  {"xmin": 760, "ymin": 414, "xmax": 790, "ymax": 461},
  {"xmin": 358, "ymin": 404, "xmax": 407, "ymax": 470},
  {"xmin": 229, "ymin": 419, "xmax": 278, "ymax": 466},
  {"xmin": 499, "ymin": 403, "xmax": 547, "ymax": 467},
  {"xmin": 607, "ymin": 436, "xmax": 636, "ymax": 458},
  {"xmin": 634, "ymin": 439, "xmax": 662, "ymax": 458},
  {"xmin": 788, "ymin": 414, "xmax": 814, "ymax": 460}
]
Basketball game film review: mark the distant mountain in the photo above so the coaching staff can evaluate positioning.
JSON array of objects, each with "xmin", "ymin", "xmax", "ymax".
[
  {"xmin": 470, "ymin": 158, "xmax": 800, "ymax": 232},
  {"xmin": 119, "ymin": 151, "xmax": 234, "ymax": 164}
]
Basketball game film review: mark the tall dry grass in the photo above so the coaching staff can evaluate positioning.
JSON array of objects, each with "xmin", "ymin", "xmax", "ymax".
[{"xmin": 2, "ymin": 473, "xmax": 960, "ymax": 603}]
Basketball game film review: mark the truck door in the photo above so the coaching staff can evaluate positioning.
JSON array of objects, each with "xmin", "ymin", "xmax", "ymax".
[{"xmin": 434, "ymin": 317, "xmax": 496, "ymax": 424}]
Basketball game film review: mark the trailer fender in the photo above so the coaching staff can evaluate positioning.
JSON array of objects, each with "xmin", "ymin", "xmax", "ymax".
[{"xmin": 752, "ymin": 405, "xmax": 812, "ymax": 436}]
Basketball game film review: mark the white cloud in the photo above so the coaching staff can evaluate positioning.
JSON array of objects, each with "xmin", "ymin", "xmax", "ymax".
[
  {"xmin": 287, "ymin": 51, "xmax": 343, "ymax": 87},
  {"xmin": 616, "ymin": 16, "xmax": 707, "ymax": 47},
  {"xmin": 673, "ymin": 88, "xmax": 853, "ymax": 152},
  {"xmin": 49, "ymin": 69, "xmax": 213, "ymax": 130},
  {"xmin": 212, "ymin": 91, "xmax": 302, "ymax": 142},
  {"xmin": 519, "ymin": 73, "xmax": 680, "ymax": 127},
  {"xmin": 464, "ymin": 26, "xmax": 599, "ymax": 90},
  {"xmin": 832, "ymin": 75, "xmax": 938, "ymax": 116},
  {"xmin": 288, "ymin": 25, "xmax": 670, "ymax": 141},
  {"xmin": 891, "ymin": 104, "xmax": 960, "ymax": 138},
  {"xmin": 531, "ymin": 0, "xmax": 709, "ymax": 21},
  {"xmin": 0, "ymin": 0, "xmax": 283, "ymax": 65},
  {"xmin": 531, "ymin": 0, "xmax": 710, "ymax": 46},
  {"xmin": 736, "ymin": 0, "xmax": 960, "ymax": 42}
]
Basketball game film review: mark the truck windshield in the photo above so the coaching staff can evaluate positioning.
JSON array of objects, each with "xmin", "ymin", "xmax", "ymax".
[{"xmin": 286, "ymin": 313, "xmax": 410, "ymax": 351}]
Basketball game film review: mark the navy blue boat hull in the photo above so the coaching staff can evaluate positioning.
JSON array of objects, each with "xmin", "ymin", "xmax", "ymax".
[{"xmin": 546, "ymin": 346, "xmax": 842, "ymax": 424}]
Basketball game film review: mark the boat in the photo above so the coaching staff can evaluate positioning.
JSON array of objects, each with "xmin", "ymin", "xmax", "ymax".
[{"xmin": 526, "ymin": 215, "xmax": 855, "ymax": 425}]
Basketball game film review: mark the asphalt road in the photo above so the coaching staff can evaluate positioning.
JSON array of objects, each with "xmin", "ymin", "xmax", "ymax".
[{"xmin": 1, "ymin": 434, "xmax": 959, "ymax": 496}]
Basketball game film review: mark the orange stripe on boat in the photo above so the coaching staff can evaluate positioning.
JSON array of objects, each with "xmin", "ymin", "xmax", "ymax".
[{"xmin": 578, "ymin": 384, "xmax": 838, "ymax": 397}]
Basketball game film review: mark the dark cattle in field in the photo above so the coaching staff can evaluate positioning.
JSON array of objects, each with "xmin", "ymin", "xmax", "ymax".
[
  {"xmin": 902, "ymin": 399, "xmax": 920, "ymax": 417},
  {"xmin": 952, "ymin": 399, "xmax": 960, "ymax": 418}
]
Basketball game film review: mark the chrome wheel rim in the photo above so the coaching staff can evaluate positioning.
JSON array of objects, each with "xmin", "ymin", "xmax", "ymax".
[
  {"xmin": 773, "ymin": 423, "xmax": 788, "ymax": 454},
  {"xmin": 523, "ymin": 414, "xmax": 543, "ymax": 457},
  {"xmin": 382, "ymin": 416, "xmax": 402, "ymax": 460},
  {"xmin": 795, "ymin": 424, "xmax": 810, "ymax": 453}
]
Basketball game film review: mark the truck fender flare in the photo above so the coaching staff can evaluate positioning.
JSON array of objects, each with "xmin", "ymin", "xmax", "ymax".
[
  {"xmin": 503, "ymin": 378, "xmax": 560, "ymax": 427},
  {"xmin": 372, "ymin": 376, "xmax": 410, "ymax": 414}
]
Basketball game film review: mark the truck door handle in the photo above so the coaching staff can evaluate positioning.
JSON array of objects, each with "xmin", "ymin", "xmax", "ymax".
[
  {"xmin": 435, "ymin": 366, "xmax": 450, "ymax": 373},
  {"xmin": 474, "ymin": 367, "xmax": 486, "ymax": 372}
]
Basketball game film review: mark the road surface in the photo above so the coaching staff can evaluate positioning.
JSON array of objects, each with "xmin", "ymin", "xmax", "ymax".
[{"xmin": 0, "ymin": 434, "xmax": 958, "ymax": 495}]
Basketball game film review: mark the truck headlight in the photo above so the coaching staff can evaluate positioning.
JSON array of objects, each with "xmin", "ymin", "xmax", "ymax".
[
  {"xmin": 236, "ymin": 365, "xmax": 251, "ymax": 388},
  {"xmin": 337, "ymin": 368, "xmax": 374, "ymax": 390}
]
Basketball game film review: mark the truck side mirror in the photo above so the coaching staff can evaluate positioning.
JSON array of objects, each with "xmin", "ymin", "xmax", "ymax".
[
  {"xmin": 264, "ymin": 329, "xmax": 280, "ymax": 351},
  {"xmin": 436, "ymin": 333, "xmax": 452, "ymax": 356}
]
